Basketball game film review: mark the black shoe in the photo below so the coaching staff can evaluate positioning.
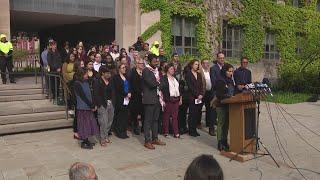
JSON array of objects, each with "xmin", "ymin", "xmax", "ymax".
[
  {"xmin": 124, "ymin": 134, "xmax": 129, "ymax": 138},
  {"xmin": 133, "ymin": 127, "xmax": 140, "ymax": 135},
  {"xmin": 195, "ymin": 131, "xmax": 200, "ymax": 136},
  {"xmin": 108, "ymin": 132, "xmax": 113, "ymax": 136},
  {"xmin": 218, "ymin": 140, "xmax": 223, "ymax": 151},
  {"xmin": 222, "ymin": 139, "xmax": 230, "ymax": 151},
  {"xmin": 180, "ymin": 128, "xmax": 189, "ymax": 135},
  {"xmin": 189, "ymin": 132, "xmax": 198, "ymax": 137},
  {"xmin": 10, "ymin": 80, "xmax": 16, "ymax": 84},
  {"xmin": 2, "ymin": 81, "xmax": 6, "ymax": 84},
  {"xmin": 81, "ymin": 141, "xmax": 93, "ymax": 149},
  {"xmin": 209, "ymin": 127, "xmax": 216, "ymax": 136}
]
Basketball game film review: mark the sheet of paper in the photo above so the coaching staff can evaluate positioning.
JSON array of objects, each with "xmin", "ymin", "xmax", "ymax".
[
  {"xmin": 195, "ymin": 99, "xmax": 202, "ymax": 105},
  {"xmin": 123, "ymin": 97, "xmax": 130, "ymax": 106}
]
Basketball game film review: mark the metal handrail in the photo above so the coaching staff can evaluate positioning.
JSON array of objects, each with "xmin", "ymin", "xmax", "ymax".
[{"xmin": 41, "ymin": 70, "xmax": 69, "ymax": 120}]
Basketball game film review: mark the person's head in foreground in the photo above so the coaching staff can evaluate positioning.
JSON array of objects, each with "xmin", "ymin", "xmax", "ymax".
[
  {"xmin": 184, "ymin": 154, "xmax": 223, "ymax": 180},
  {"xmin": 69, "ymin": 162, "xmax": 98, "ymax": 180}
]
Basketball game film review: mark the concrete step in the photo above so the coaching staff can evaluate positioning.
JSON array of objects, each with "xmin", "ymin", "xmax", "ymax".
[
  {"xmin": 0, "ymin": 94, "xmax": 45, "ymax": 102},
  {"xmin": 0, "ymin": 100, "xmax": 65, "ymax": 116},
  {"xmin": 0, "ymin": 84, "xmax": 42, "ymax": 91},
  {"xmin": 0, "ymin": 119, "xmax": 72, "ymax": 135},
  {"xmin": 0, "ymin": 89, "xmax": 43, "ymax": 96},
  {"xmin": 0, "ymin": 111, "xmax": 66, "ymax": 125}
]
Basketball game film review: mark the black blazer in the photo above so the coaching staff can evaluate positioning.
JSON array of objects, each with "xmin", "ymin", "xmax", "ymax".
[
  {"xmin": 142, "ymin": 68, "xmax": 160, "ymax": 105},
  {"xmin": 130, "ymin": 68, "xmax": 143, "ymax": 103},
  {"xmin": 93, "ymin": 78, "xmax": 113, "ymax": 108},
  {"xmin": 185, "ymin": 70, "xmax": 204, "ymax": 101},
  {"xmin": 160, "ymin": 75, "xmax": 180, "ymax": 102},
  {"xmin": 47, "ymin": 50, "xmax": 62, "ymax": 72},
  {"xmin": 113, "ymin": 74, "xmax": 130, "ymax": 108},
  {"xmin": 210, "ymin": 64, "xmax": 222, "ymax": 90}
]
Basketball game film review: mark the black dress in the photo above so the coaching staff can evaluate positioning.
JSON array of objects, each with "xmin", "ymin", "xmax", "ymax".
[
  {"xmin": 113, "ymin": 74, "xmax": 130, "ymax": 138},
  {"xmin": 129, "ymin": 68, "xmax": 144, "ymax": 132}
]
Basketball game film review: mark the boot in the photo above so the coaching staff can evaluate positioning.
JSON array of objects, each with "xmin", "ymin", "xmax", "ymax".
[
  {"xmin": 222, "ymin": 139, "xmax": 230, "ymax": 151},
  {"xmin": 218, "ymin": 140, "xmax": 223, "ymax": 151},
  {"xmin": 209, "ymin": 127, "xmax": 216, "ymax": 136},
  {"xmin": 81, "ymin": 139, "xmax": 93, "ymax": 149}
]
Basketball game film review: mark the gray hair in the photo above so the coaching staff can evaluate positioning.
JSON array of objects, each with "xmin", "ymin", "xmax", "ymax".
[{"xmin": 69, "ymin": 162, "xmax": 98, "ymax": 180}]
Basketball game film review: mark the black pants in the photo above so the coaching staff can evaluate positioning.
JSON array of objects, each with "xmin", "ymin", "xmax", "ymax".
[
  {"xmin": 130, "ymin": 100, "xmax": 144, "ymax": 129},
  {"xmin": 144, "ymin": 104, "xmax": 160, "ymax": 143},
  {"xmin": 178, "ymin": 100, "xmax": 189, "ymax": 131},
  {"xmin": 114, "ymin": 105, "xmax": 129, "ymax": 136},
  {"xmin": 200, "ymin": 91, "xmax": 217, "ymax": 127},
  {"xmin": 189, "ymin": 102, "xmax": 202, "ymax": 133},
  {"xmin": 0, "ymin": 59, "xmax": 14, "ymax": 83}
]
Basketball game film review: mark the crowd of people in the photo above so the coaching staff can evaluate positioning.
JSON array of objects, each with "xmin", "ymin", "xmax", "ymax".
[{"xmin": 40, "ymin": 36, "xmax": 252, "ymax": 151}]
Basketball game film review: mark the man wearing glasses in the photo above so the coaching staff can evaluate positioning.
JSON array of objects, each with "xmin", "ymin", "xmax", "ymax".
[{"xmin": 233, "ymin": 57, "xmax": 252, "ymax": 93}]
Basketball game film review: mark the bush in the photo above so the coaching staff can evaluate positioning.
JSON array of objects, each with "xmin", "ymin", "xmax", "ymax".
[{"xmin": 277, "ymin": 61, "xmax": 320, "ymax": 94}]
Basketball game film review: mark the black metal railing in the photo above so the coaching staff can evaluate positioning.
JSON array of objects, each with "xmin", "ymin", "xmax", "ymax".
[{"xmin": 41, "ymin": 69, "xmax": 69, "ymax": 120}]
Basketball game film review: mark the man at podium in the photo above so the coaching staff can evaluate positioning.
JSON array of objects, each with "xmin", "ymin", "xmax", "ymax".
[{"xmin": 215, "ymin": 63, "xmax": 235, "ymax": 151}]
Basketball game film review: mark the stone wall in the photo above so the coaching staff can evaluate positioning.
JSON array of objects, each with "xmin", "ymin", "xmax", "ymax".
[{"xmin": 0, "ymin": 0, "xmax": 10, "ymax": 39}]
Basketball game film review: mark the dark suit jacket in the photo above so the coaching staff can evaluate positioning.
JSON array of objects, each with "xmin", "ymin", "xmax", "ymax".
[
  {"xmin": 185, "ymin": 70, "xmax": 204, "ymax": 102},
  {"xmin": 130, "ymin": 68, "xmax": 143, "ymax": 105},
  {"xmin": 210, "ymin": 64, "xmax": 222, "ymax": 91},
  {"xmin": 142, "ymin": 68, "xmax": 160, "ymax": 105}
]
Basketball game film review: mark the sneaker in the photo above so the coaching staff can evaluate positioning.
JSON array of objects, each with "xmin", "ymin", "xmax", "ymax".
[{"xmin": 68, "ymin": 110, "xmax": 75, "ymax": 115}]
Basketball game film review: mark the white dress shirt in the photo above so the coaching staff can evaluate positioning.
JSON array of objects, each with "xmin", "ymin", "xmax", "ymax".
[
  {"xmin": 203, "ymin": 69, "xmax": 212, "ymax": 91},
  {"xmin": 168, "ymin": 76, "xmax": 180, "ymax": 97},
  {"xmin": 93, "ymin": 62, "xmax": 101, "ymax": 72}
]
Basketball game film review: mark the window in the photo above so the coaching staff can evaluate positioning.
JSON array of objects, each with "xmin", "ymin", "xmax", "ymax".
[
  {"xmin": 172, "ymin": 16, "xmax": 197, "ymax": 56},
  {"xmin": 222, "ymin": 21, "xmax": 243, "ymax": 58},
  {"xmin": 264, "ymin": 33, "xmax": 279, "ymax": 60},
  {"xmin": 317, "ymin": 0, "xmax": 320, "ymax": 11},
  {"xmin": 292, "ymin": 0, "xmax": 302, "ymax": 7}
]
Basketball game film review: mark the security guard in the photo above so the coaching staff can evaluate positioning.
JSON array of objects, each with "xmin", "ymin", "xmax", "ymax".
[{"xmin": 0, "ymin": 34, "xmax": 15, "ymax": 84}]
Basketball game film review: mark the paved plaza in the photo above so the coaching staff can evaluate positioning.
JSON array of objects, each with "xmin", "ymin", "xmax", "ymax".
[{"xmin": 0, "ymin": 102, "xmax": 319, "ymax": 180}]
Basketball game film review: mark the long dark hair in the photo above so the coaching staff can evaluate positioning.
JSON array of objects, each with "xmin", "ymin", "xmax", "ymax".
[
  {"xmin": 74, "ymin": 67, "xmax": 88, "ymax": 82},
  {"xmin": 184, "ymin": 154, "xmax": 223, "ymax": 180},
  {"xmin": 220, "ymin": 63, "xmax": 234, "ymax": 77},
  {"xmin": 65, "ymin": 53, "xmax": 75, "ymax": 64}
]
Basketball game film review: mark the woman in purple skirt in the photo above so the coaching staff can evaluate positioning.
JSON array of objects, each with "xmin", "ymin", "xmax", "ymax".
[{"xmin": 74, "ymin": 67, "xmax": 99, "ymax": 149}]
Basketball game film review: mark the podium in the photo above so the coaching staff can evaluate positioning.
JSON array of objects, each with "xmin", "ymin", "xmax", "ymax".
[{"xmin": 220, "ymin": 92, "xmax": 258, "ymax": 162}]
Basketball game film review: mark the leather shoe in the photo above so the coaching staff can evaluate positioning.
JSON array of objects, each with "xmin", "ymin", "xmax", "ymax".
[
  {"xmin": 152, "ymin": 139, "xmax": 166, "ymax": 146},
  {"xmin": 209, "ymin": 127, "xmax": 216, "ymax": 136},
  {"xmin": 144, "ymin": 142, "xmax": 155, "ymax": 150}
]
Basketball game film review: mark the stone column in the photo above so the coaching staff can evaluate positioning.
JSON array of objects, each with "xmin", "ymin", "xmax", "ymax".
[
  {"xmin": 115, "ymin": 0, "xmax": 140, "ymax": 49},
  {"xmin": 0, "ymin": 0, "xmax": 11, "ymax": 39}
]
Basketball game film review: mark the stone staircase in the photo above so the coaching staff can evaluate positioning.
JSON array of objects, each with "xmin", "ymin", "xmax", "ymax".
[{"xmin": 0, "ymin": 83, "xmax": 72, "ymax": 135}]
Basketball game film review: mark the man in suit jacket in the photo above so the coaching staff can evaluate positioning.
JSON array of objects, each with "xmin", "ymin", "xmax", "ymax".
[
  {"xmin": 142, "ymin": 54, "xmax": 166, "ymax": 150},
  {"xmin": 210, "ymin": 52, "xmax": 225, "ymax": 91},
  {"xmin": 208, "ymin": 52, "xmax": 225, "ymax": 133}
]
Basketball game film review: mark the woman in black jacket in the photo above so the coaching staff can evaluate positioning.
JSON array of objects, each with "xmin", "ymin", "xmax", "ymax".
[
  {"xmin": 185, "ymin": 60, "xmax": 204, "ymax": 137},
  {"xmin": 215, "ymin": 63, "xmax": 235, "ymax": 151},
  {"xmin": 93, "ymin": 65, "xmax": 114, "ymax": 146},
  {"xmin": 113, "ymin": 63, "xmax": 131, "ymax": 139},
  {"xmin": 161, "ymin": 63, "xmax": 181, "ymax": 138}
]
